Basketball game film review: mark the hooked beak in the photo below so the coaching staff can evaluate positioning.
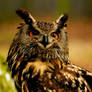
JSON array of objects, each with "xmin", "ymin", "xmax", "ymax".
[{"xmin": 41, "ymin": 34, "xmax": 48, "ymax": 48}]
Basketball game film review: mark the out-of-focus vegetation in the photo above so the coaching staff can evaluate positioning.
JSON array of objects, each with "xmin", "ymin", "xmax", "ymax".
[
  {"xmin": 0, "ymin": 0, "xmax": 92, "ymax": 22},
  {"xmin": 0, "ymin": 0, "xmax": 92, "ymax": 92},
  {"xmin": 0, "ymin": 56, "xmax": 17, "ymax": 92}
]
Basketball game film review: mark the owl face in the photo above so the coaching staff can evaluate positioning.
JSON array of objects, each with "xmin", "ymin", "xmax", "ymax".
[
  {"xmin": 20, "ymin": 22, "xmax": 66, "ymax": 49},
  {"xmin": 15, "ymin": 9, "xmax": 69, "ymax": 62}
]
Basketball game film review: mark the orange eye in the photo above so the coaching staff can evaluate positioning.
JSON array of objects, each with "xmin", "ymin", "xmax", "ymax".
[
  {"xmin": 30, "ymin": 32, "xmax": 33, "ymax": 36},
  {"xmin": 51, "ymin": 32, "xmax": 59, "ymax": 39},
  {"xmin": 29, "ymin": 30, "xmax": 40, "ymax": 36}
]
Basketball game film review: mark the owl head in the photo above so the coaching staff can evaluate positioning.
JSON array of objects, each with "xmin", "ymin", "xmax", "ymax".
[{"xmin": 15, "ymin": 8, "xmax": 69, "ymax": 64}]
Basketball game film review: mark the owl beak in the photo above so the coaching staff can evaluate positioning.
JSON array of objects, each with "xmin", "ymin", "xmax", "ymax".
[{"xmin": 41, "ymin": 34, "xmax": 48, "ymax": 48}]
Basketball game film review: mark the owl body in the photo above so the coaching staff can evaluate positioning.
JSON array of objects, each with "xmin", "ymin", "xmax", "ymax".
[{"xmin": 7, "ymin": 9, "xmax": 92, "ymax": 92}]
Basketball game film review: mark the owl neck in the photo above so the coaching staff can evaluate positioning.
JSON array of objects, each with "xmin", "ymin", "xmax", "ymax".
[
  {"xmin": 37, "ymin": 51, "xmax": 70, "ymax": 69},
  {"xmin": 30, "ymin": 45, "xmax": 70, "ymax": 66}
]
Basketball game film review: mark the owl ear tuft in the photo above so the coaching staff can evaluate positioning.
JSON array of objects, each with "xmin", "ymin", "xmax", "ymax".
[
  {"xmin": 56, "ymin": 14, "xmax": 68, "ymax": 25},
  {"xmin": 16, "ymin": 8, "xmax": 36, "ymax": 24}
]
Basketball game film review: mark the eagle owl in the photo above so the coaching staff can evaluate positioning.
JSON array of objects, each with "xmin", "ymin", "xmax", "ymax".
[{"xmin": 7, "ymin": 8, "xmax": 92, "ymax": 92}]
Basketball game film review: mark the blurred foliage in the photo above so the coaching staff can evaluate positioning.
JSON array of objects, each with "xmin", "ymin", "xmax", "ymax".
[
  {"xmin": 0, "ymin": 0, "xmax": 92, "ymax": 23},
  {"xmin": 0, "ymin": 55, "xmax": 17, "ymax": 92},
  {"xmin": 57, "ymin": 0, "xmax": 69, "ymax": 15}
]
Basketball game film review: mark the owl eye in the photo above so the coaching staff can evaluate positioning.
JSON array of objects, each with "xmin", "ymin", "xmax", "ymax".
[
  {"xmin": 51, "ymin": 32, "xmax": 59, "ymax": 39},
  {"xmin": 29, "ymin": 30, "xmax": 40, "ymax": 36},
  {"xmin": 30, "ymin": 31, "xmax": 33, "ymax": 36}
]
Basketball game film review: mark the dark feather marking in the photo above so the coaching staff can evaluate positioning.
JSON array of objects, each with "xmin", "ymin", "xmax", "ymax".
[
  {"xmin": 23, "ymin": 66, "xmax": 34, "ymax": 80},
  {"xmin": 76, "ymin": 72, "xmax": 80, "ymax": 78},
  {"xmin": 7, "ymin": 43, "xmax": 18, "ymax": 67},
  {"xmin": 74, "ymin": 79, "xmax": 79, "ymax": 88},
  {"xmin": 80, "ymin": 82, "xmax": 85, "ymax": 90},
  {"xmin": 60, "ymin": 14, "xmax": 68, "ymax": 24},
  {"xmin": 82, "ymin": 74, "xmax": 92, "ymax": 90},
  {"xmin": 16, "ymin": 8, "xmax": 32, "ymax": 24},
  {"xmin": 17, "ymin": 60, "xmax": 28, "ymax": 86},
  {"xmin": 15, "ymin": 82, "xmax": 22, "ymax": 92},
  {"xmin": 27, "ymin": 72, "xmax": 44, "ymax": 92}
]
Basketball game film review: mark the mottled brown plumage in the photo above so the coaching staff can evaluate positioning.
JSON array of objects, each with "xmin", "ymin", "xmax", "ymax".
[{"xmin": 7, "ymin": 8, "xmax": 92, "ymax": 92}]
